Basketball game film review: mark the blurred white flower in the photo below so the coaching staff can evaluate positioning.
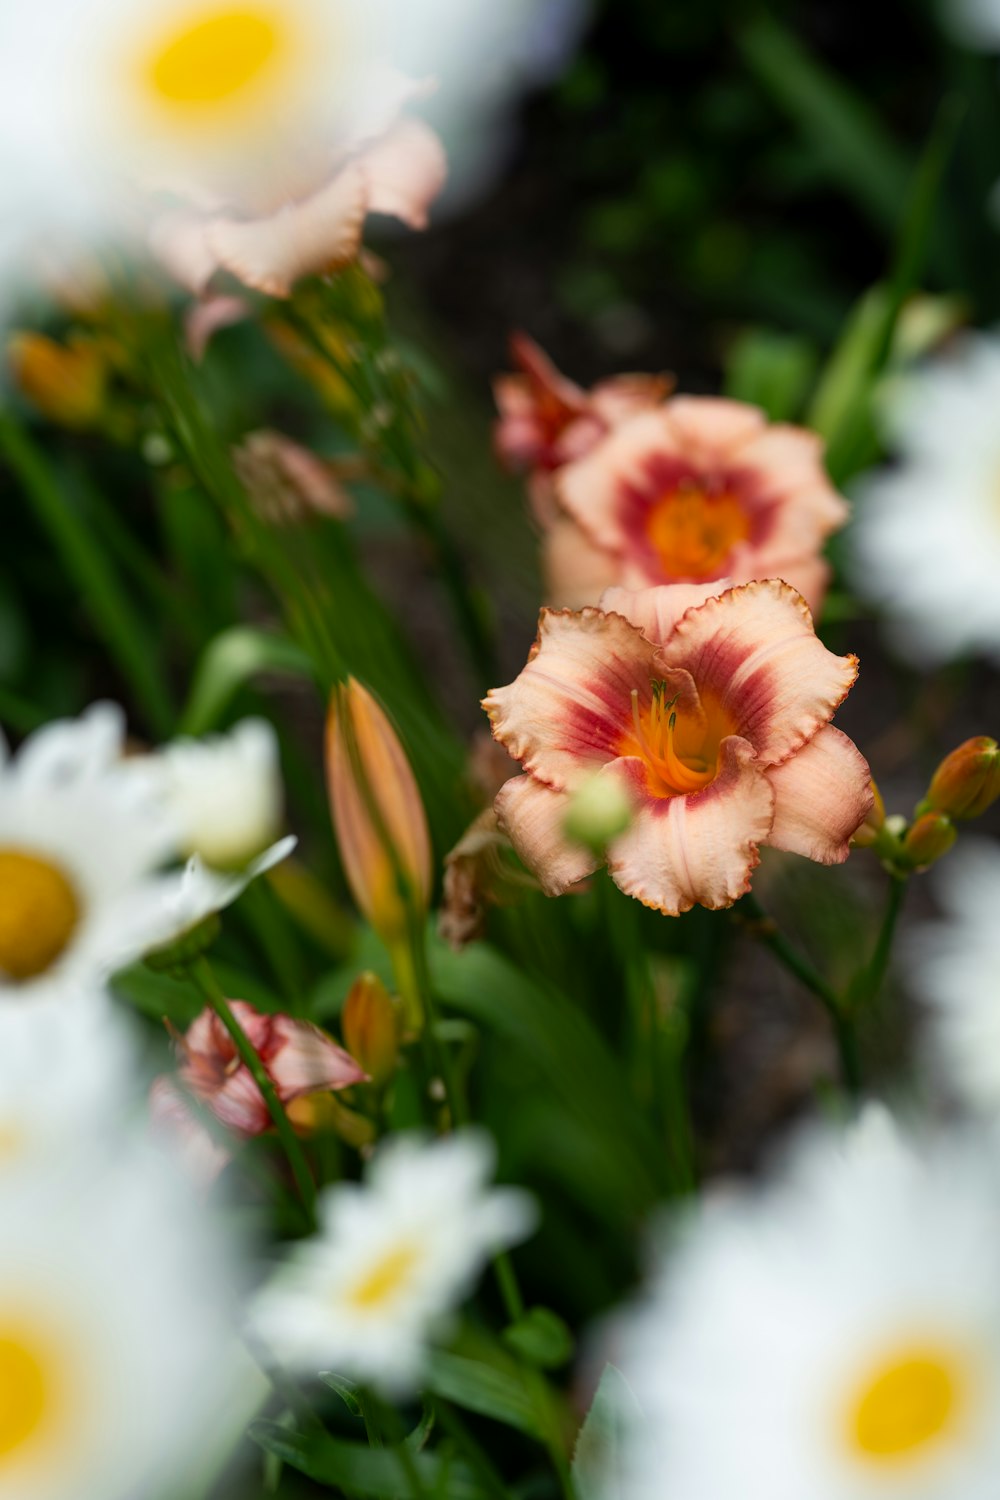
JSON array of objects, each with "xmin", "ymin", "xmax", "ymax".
[
  {"xmin": 153, "ymin": 717, "xmax": 284, "ymax": 869},
  {"xmin": 0, "ymin": 1138, "xmax": 251, "ymax": 1500},
  {"xmin": 0, "ymin": 703, "xmax": 187, "ymax": 1014},
  {"xmin": 0, "ymin": 1000, "xmax": 139, "ymax": 1174},
  {"xmin": 909, "ymin": 839, "xmax": 1000, "ymax": 1115},
  {"xmin": 618, "ymin": 1111, "xmax": 1000, "ymax": 1500},
  {"xmin": 945, "ymin": 0, "xmax": 1000, "ymax": 48},
  {"xmin": 159, "ymin": 836, "xmax": 297, "ymax": 946},
  {"xmin": 0, "ymin": 0, "xmax": 590, "ymax": 303},
  {"xmin": 849, "ymin": 333, "xmax": 1000, "ymax": 664},
  {"xmin": 250, "ymin": 1129, "xmax": 536, "ymax": 1391}
]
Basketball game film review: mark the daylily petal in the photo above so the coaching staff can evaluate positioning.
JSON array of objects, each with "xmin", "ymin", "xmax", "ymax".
[
  {"xmin": 733, "ymin": 425, "xmax": 847, "ymax": 531},
  {"xmin": 766, "ymin": 725, "xmax": 874, "ymax": 863},
  {"xmin": 207, "ymin": 161, "xmax": 369, "ymax": 299},
  {"xmin": 658, "ymin": 580, "xmax": 858, "ymax": 766},
  {"xmin": 149, "ymin": 1077, "xmax": 231, "ymax": 1187},
  {"xmin": 555, "ymin": 408, "xmax": 672, "ymax": 553},
  {"xmin": 543, "ymin": 516, "xmax": 619, "ymax": 610},
  {"xmin": 268, "ymin": 1014, "xmax": 368, "ymax": 1098},
  {"xmin": 483, "ymin": 607, "xmax": 658, "ymax": 790},
  {"xmin": 361, "ymin": 117, "xmax": 447, "ymax": 229},
  {"xmin": 661, "ymin": 396, "xmax": 767, "ymax": 458},
  {"xmin": 494, "ymin": 775, "xmax": 600, "ymax": 895},
  {"xmin": 606, "ymin": 738, "xmax": 774, "ymax": 915},
  {"xmin": 149, "ymin": 210, "xmax": 217, "ymax": 296},
  {"xmin": 185, "ymin": 294, "xmax": 250, "ymax": 362},
  {"xmin": 600, "ymin": 581, "xmax": 733, "ymax": 644},
  {"xmin": 724, "ymin": 553, "xmax": 829, "ymax": 618}
]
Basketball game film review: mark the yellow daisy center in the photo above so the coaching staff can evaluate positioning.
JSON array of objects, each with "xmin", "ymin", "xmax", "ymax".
[
  {"xmin": 346, "ymin": 1244, "xmax": 423, "ymax": 1312},
  {"xmin": 0, "ymin": 849, "xmax": 80, "ymax": 983},
  {"xmin": 0, "ymin": 1329, "xmax": 52, "ymax": 1462},
  {"xmin": 141, "ymin": 6, "xmax": 291, "ymax": 112},
  {"xmin": 646, "ymin": 483, "xmax": 750, "ymax": 580},
  {"xmin": 847, "ymin": 1345, "xmax": 966, "ymax": 1463}
]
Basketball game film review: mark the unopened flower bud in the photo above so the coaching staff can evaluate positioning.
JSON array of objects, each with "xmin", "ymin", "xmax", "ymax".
[
  {"xmin": 325, "ymin": 679, "xmax": 432, "ymax": 949},
  {"xmin": 901, "ymin": 812, "xmax": 957, "ymax": 871},
  {"xmin": 922, "ymin": 737, "xmax": 1000, "ymax": 821},
  {"xmin": 342, "ymin": 971, "xmax": 401, "ymax": 1087},
  {"xmin": 850, "ymin": 779, "xmax": 886, "ymax": 848},
  {"xmin": 9, "ymin": 332, "xmax": 106, "ymax": 429},
  {"xmin": 563, "ymin": 773, "xmax": 633, "ymax": 854}
]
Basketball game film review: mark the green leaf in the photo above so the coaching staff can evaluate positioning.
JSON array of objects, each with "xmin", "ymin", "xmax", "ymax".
[
  {"xmin": 502, "ymin": 1308, "xmax": 575, "ymax": 1371},
  {"xmin": 250, "ymin": 1421, "xmax": 488, "ymax": 1499},
  {"xmin": 429, "ymin": 938, "xmax": 663, "ymax": 1212},
  {"xmin": 723, "ymin": 328, "xmax": 817, "ymax": 421},
  {"xmin": 739, "ymin": 15, "xmax": 910, "ymax": 236},
  {"xmin": 178, "ymin": 626, "xmax": 314, "ymax": 736},
  {"xmin": 572, "ymin": 1365, "xmax": 641, "ymax": 1500},
  {"xmin": 424, "ymin": 1349, "xmax": 542, "ymax": 1436}
]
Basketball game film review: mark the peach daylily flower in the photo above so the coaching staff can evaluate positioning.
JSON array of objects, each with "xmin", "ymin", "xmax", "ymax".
[
  {"xmin": 544, "ymin": 398, "xmax": 848, "ymax": 615},
  {"xmin": 158, "ymin": 1000, "xmax": 367, "ymax": 1139},
  {"xmin": 493, "ymin": 333, "xmax": 671, "ymax": 523},
  {"xmin": 483, "ymin": 579, "xmax": 873, "ymax": 916},
  {"xmin": 152, "ymin": 98, "xmax": 446, "ymax": 303}
]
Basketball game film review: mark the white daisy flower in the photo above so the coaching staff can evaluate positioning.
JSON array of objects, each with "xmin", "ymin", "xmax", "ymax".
[
  {"xmin": 152, "ymin": 717, "xmax": 284, "ymax": 870},
  {"xmin": 161, "ymin": 835, "xmax": 297, "ymax": 947},
  {"xmin": 0, "ymin": 0, "xmax": 591, "ymax": 301},
  {"xmin": 0, "ymin": 1138, "xmax": 252, "ymax": 1500},
  {"xmin": 849, "ymin": 332, "xmax": 1000, "ymax": 664},
  {"xmin": 0, "ymin": 703, "xmax": 186, "ymax": 1014},
  {"xmin": 250, "ymin": 1129, "xmax": 537, "ymax": 1392},
  {"xmin": 909, "ymin": 839, "xmax": 1000, "ymax": 1115},
  {"xmin": 0, "ymin": 999, "xmax": 139, "ymax": 1173},
  {"xmin": 618, "ymin": 1111, "xmax": 1000, "ymax": 1500}
]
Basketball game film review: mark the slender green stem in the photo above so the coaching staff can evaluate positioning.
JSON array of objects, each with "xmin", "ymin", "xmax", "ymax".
[
  {"xmin": 847, "ymin": 875, "xmax": 908, "ymax": 1013},
  {"xmin": 0, "ymin": 411, "xmax": 174, "ymax": 736},
  {"xmin": 737, "ymin": 893, "xmax": 859, "ymax": 1094},
  {"xmin": 365, "ymin": 1392, "xmax": 425, "ymax": 1500},
  {"xmin": 187, "ymin": 956, "xmax": 316, "ymax": 1222}
]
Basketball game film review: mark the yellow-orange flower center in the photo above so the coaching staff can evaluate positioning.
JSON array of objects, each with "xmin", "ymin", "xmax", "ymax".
[
  {"xmin": 345, "ymin": 1243, "xmax": 423, "ymax": 1312},
  {"xmin": 622, "ymin": 682, "xmax": 730, "ymax": 799},
  {"xmin": 141, "ymin": 6, "xmax": 289, "ymax": 111},
  {"xmin": 646, "ymin": 483, "xmax": 750, "ymax": 580},
  {"xmin": 0, "ymin": 1328, "xmax": 53, "ymax": 1461},
  {"xmin": 0, "ymin": 849, "xmax": 80, "ymax": 983},
  {"xmin": 847, "ymin": 1346, "xmax": 966, "ymax": 1464}
]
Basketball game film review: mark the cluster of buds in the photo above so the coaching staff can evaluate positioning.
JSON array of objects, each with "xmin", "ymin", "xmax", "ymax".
[{"xmin": 856, "ymin": 737, "xmax": 1000, "ymax": 874}]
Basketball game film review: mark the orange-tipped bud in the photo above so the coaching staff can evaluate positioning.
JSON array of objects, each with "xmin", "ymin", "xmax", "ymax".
[
  {"xmin": 325, "ymin": 679, "xmax": 432, "ymax": 947},
  {"xmin": 851, "ymin": 780, "xmax": 886, "ymax": 848},
  {"xmin": 8, "ymin": 332, "xmax": 106, "ymax": 429},
  {"xmin": 923, "ymin": 737, "xmax": 1000, "ymax": 822},
  {"xmin": 901, "ymin": 812, "xmax": 956, "ymax": 871},
  {"xmin": 342, "ymin": 971, "xmax": 401, "ymax": 1087}
]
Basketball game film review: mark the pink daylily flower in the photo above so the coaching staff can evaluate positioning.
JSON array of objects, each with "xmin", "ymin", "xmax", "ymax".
[
  {"xmin": 493, "ymin": 333, "xmax": 671, "ymax": 522},
  {"xmin": 158, "ymin": 1000, "xmax": 367, "ymax": 1140},
  {"xmin": 152, "ymin": 98, "xmax": 446, "ymax": 304},
  {"xmin": 483, "ymin": 579, "xmax": 873, "ymax": 917},
  {"xmin": 543, "ymin": 397, "xmax": 848, "ymax": 615}
]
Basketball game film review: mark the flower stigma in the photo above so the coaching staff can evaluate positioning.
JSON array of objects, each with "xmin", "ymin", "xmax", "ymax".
[
  {"xmin": 627, "ymin": 682, "xmax": 718, "ymax": 798},
  {"xmin": 0, "ymin": 849, "xmax": 80, "ymax": 982}
]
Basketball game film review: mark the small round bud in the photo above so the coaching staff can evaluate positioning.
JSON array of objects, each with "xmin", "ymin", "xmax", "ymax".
[
  {"xmin": 563, "ymin": 774, "xmax": 633, "ymax": 854},
  {"xmin": 901, "ymin": 812, "xmax": 957, "ymax": 871},
  {"xmin": 923, "ymin": 737, "xmax": 1000, "ymax": 821}
]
